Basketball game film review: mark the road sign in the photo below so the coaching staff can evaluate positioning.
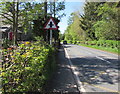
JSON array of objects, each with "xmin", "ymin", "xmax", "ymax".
[{"xmin": 44, "ymin": 17, "xmax": 58, "ymax": 30}]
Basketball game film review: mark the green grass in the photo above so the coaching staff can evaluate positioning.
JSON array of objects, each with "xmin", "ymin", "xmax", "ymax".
[{"xmin": 78, "ymin": 44, "xmax": 119, "ymax": 55}]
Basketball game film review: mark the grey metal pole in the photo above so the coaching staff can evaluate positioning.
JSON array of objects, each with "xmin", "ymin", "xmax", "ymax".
[
  {"xmin": 50, "ymin": 30, "xmax": 52, "ymax": 45},
  {"xmin": 50, "ymin": 1, "xmax": 52, "ymax": 45}
]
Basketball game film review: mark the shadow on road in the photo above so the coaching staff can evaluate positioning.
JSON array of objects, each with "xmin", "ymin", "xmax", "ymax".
[
  {"xmin": 44, "ymin": 45, "xmax": 119, "ymax": 93},
  {"xmin": 70, "ymin": 57, "xmax": 119, "ymax": 85},
  {"xmin": 63, "ymin": 45, "xmax": 71, "ymax": 48},
  {"xmin": 44, "ymin": 46, "xmax": 79, "ymax": 93}
]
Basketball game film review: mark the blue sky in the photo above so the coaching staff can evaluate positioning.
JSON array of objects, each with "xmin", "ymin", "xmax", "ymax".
[
  {"xmin": 34, "ymin": 0, "xmax": 85, "ymax": 34},
  {"xmin": 58, "ymin": 2, "xmax": 85, "ymax": 34}
]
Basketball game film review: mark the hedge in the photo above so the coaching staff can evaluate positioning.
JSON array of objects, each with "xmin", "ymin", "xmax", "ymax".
[
  {"xmin": 1, "ymin": 41, "xmax": 56, "ymax": 93},
  {"xmin": 65, "ymin": 40, "xmax": 119, "ymax": 49}
]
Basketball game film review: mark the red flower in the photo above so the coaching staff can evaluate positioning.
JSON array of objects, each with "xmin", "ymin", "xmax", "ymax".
[{"xmin": 7, "ymin": 48, "xmax": 12, "ymax": 50}]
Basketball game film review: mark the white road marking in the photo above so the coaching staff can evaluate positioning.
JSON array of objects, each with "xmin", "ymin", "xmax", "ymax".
[
  {"xmin": 64, "ymin": 47, "xmax": 86, "ymax": 93},
  {"xmin": 80, "ymin": 48, "xmax": 112, "ymax": 64},
  {"xmin": 63, "ymin": 45, "xmax": 118, "ymax": 93},
  {"xmin": 77, "ymin": 46, "xmax": 113, "ymax": 64},
  {"xmin": 88, "ymin": 53, "xmax": 92, "ymax": 55},
  {"xmin": 96, "ymin": 56, "xmax": 111, "ymax": 64}
]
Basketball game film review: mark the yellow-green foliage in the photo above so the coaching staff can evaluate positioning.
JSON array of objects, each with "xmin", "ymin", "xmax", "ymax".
[
  {"xmin": 65, "ymin": 12, "xmax": 86, "ymax": 41},
  {"xmin": 1, "ymin": 41, "xmax": 55, "ymax": 92}
]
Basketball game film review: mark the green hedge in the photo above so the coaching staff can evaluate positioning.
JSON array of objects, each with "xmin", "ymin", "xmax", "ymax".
[
  {"xmin": 67, "ymin": 40, "xmax": 119, "ymax": 49},
  {"xmin": 1, "ymin": 41, "xmax": 56, "ymax": 92},
  {"xmin": 105, "ymin": 40, "xmax": 118, "ymax": 48}
]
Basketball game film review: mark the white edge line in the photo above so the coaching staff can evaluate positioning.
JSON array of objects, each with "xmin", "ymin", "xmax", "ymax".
[{"xmin": 63, "ymin": 46, "xmax": 86, "ymax": 93}]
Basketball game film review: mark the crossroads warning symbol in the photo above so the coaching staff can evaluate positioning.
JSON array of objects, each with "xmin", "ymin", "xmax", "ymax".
[{"xmin": 44, "ymin": 17, "xmax": 58, "ymax": 30}]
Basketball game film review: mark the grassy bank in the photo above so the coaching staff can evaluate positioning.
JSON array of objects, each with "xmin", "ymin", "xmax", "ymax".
[
  {"xmin": 63, "ymin": 40, "xmax": 119, "ymax": 55},
  {"xmin": 78, "ymin": 44, "xmax": 119, "ymax": 55}
]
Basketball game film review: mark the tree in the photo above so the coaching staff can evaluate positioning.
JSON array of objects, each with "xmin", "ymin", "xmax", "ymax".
[
  {"xmin": 33, "ymin": 1, "xmax": 65, "ymax": 42},
  {"xmin": 80, "ymin": 2, "xmax": 102, "ymax": 40},
  {"xmin": 0, "ymin": 1, "xmax": 65, "ymax": 45},
  {"xmin": 65, "ymin": 12, "xmax": 86, "ymax": 41},
  {"xmin": 0, "ymin": 1, "xmax": 20, "ymax": 45},
  {"xmin": 93, "ymin": 2, "xmax": 119, "ymax": 40},
  {"xmin": 59, "ymin": 33, "xmax": 65, "ymax": 40},
  {"xmin": 80, "ymin": 2, "xmax": 119, "ymax": 40},
  {"xmin": 21, "ymin": 2, "xmax": 45, "ymax": 40},
  {"xmin": 47, "ymin": 1, "xmax": 65, "ymax": 18}
]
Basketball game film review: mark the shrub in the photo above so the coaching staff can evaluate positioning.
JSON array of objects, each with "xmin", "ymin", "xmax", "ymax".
[
  {"xmin": 105, "ymin": 40, "xmax": 118, "ymax": 48},
  {"xmin": 1, "ymin": 41, "xmax": 56, "ymax": 92},
  {"xmin": 78, "ymin": 40, "xmax": 119, "ymax": 49}
]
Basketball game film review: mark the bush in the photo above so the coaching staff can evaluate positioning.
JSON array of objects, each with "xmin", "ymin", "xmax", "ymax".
[
  {"xmin": 1, "ymin": 41, "xmax": 56, "ymax": 92},
  {"xmin": 67, "ymin": 40, "xmax": 71, "ymax": 44},
  {"xmin": 105, "ymin": 40, "xmax": 118, "ymax": 48},
  {"xmin": 105, "ymin": 40, "xmax": 112, "ymax": 47},
  {"xmin": 96, "ymin": 40, "xmax": 105, "ymax": 46},
  {"xmin": 92, "ymin": 40, "xmax": 97, "ymax": 45},
  {"xmin": 79, "ymin": 41, "xmax": 85, "ymax": 44},
  {"xmin": 76, "ymin": 41, "xmax": 80, "ymax": 45}
]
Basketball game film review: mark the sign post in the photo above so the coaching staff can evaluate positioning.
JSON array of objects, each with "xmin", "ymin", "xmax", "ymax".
[
  {"xmin": 50, "ymin": 30, "xmax": 52, "ymax": 45},
  {"xmin": 44, "ymin": 17, "xmax": 58, "ymax": 45}
]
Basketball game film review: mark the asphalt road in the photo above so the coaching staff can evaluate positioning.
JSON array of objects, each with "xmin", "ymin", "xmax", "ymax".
[
  {"xmin": 64, "ymin": 44, "xmax": 119, "ymax": 94},
  {"xmin": 45, "ymin": 46, "xmax": 79, "ymax": 93}
]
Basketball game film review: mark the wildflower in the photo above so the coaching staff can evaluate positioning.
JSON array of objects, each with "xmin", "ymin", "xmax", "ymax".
[
  {"xmin": 7, "ymin": 48, "xmax": 12, "ymax": 50},
  {"xmin": 10, "ymin": 52, "xmax": 13, "ymax": 55},
  {"xmin": 11, "ymin": 55, "xmax": 15, "ymax": 58},
  {"xmin": 25, "ymin": 42, "xmax": 30, "ymax": 45}
]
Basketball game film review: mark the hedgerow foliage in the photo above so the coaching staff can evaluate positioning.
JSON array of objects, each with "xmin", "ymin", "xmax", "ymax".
[
  {"xmin": 66, "ymin": 40, "xmax": 119, "ymax": 49},
  {"xmin": 1, "ymin": 40, "xmax": 56, "ymax": 92}
]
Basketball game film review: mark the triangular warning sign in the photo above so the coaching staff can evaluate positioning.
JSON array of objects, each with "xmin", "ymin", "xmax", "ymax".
[{"xmin": 44, "ymin": 17, "xmax": 58, "ymax": 30}]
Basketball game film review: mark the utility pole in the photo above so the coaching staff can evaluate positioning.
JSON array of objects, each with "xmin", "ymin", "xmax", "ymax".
[
  {"xmin": 53, "ymin": 0, "xmax": 56, "ymax": 17},
  {"xmin": 44, "ymin": 0, "xmax": 47, "ymax": 19},
  {"xmin": 44, "ymin": 0, "xmax": 48, "ymax": 42},
  {"xmin": 50, "ymin": 1, "xmax": 52, "ymax": 16},
  {"xmin": 53, "ymin": 0, "xmax": 56, "ymax": 45}
]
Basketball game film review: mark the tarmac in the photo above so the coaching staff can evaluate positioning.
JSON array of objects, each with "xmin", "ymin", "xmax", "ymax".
[{"xmin": 45, "ymin": 45, "xmax": 80, "ymax": 93}]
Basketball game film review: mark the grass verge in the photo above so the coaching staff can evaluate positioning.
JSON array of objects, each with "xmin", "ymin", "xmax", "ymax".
[{"xmin": 78, "ymin": 44, "xmax": 119, "ymax": 55}]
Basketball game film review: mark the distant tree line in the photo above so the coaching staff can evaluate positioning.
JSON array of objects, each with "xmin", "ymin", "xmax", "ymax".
[
  {"xmin": 64, "ymin": 12, "xmax": 86, "ymax": 41},
  {"xmin": 64, "ymin": 2, "xmax": 120, "ymax": 41}
]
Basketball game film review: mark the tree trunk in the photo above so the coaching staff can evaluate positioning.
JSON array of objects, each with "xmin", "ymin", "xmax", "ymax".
[
  {"xmin": 13, "ymin": 1, "xmax": 16, "ymax": 46},
  {"xmin": 15, "ymin": 1, "xmax": 19, "ymax": 45},
  {"xmin": 13, "ymin": 1, "xmax": 19, "ymax": 46},
  {"xmin": 44, "ymin": 0, "xmax": 48, "ymax": 42},
  {"xmin": 44, "ymin": 1, "xmax": 47, "ymax": 19}
]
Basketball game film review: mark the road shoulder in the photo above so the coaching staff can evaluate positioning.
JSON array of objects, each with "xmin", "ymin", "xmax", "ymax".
[{"xmin": 45, "ymin": 45, "xmax": 79, "ymax": 93}]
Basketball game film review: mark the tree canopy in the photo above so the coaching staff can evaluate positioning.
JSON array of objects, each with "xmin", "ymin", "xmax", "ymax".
[
  {"xmin": 65, "ymin": 12, "xmax": 86, "ymax": 41},
  {"xmin": 64, "ymin": 2, "xmax": 120, "ymax": 41},
  {"xmin": 0, "ymin": 1, "xmax": 65, "ymax": 44}
]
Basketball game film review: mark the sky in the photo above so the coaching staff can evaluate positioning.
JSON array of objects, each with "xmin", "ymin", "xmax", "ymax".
[
  {"xmin": 30, "ymin": 0, "xmax": 85, "ymax": 34},
  {"xmin": 58, "ymin": 2, "xmax": 85, "ymax": 34},
  {"xmin": 0, "ymin": 0, "xmax": 85, "ymax": 34}
]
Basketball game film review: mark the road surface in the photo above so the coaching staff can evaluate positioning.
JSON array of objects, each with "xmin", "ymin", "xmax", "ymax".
[
  {"xmin": 45, "ymin": 46, "xmax": 79, "ymax": 93},
  {"xmin": 64, "ymin": 44, "xmax": 119, "ymax": 94}
]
